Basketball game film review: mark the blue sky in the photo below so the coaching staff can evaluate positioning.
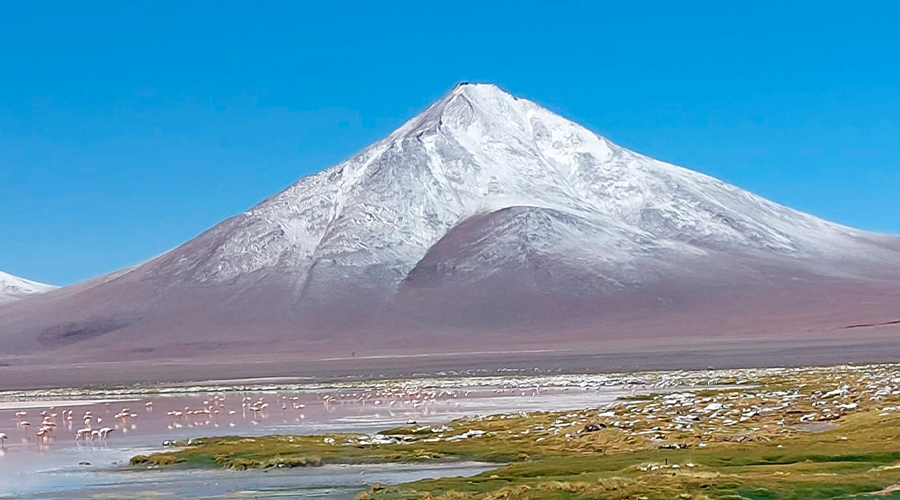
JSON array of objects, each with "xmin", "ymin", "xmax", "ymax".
[{"xmin": 1, "ymin": 1, "xmax": 898, "ymax": 285}]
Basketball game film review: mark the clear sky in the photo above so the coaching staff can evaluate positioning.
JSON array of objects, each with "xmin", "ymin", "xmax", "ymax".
[{"xmin": 1, "ymin": 1, "xmax": 898, "ymax": 286}]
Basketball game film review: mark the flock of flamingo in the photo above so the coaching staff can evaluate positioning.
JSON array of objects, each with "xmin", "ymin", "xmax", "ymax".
[
  {"xmin": 0, "ymin": 385, "xmax": 542, "ymax": 455},
  {"xmin": 155, "ymin": 388, "xmax": 472, "ymax": 431},
  {"xmin": 3, "ymin": 402, "xmax": 150, "ymax": 447}
]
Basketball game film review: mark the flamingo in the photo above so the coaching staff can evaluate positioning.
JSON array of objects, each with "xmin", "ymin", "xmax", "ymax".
[{"xmin": 0, "ymin": 432, "xmax": 7, "ymax": 444}]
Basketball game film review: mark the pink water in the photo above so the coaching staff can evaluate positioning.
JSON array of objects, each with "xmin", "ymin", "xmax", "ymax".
[{"xmin": 0, "ymin": 380, "xmax": 626, "ymax": 499}]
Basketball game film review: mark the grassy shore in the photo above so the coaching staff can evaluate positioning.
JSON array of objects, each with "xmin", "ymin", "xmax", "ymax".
[{"xmin": 131, "ymin": 365, "xmax": 900, "ymax": 499}]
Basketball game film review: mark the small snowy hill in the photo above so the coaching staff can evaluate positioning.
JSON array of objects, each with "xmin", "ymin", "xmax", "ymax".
[{"xmin": 0, "ymin": 270, "xmax": 56, "ymax": 305}]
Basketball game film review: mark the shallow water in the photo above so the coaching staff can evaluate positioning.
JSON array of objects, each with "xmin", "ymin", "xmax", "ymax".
[
  {"xmin": 0, "ymin": 378, "xmax": 629, "ymax": 499},
  {"xmin": 12, "ymin": 463, "xmax": 497, "ymax": 499}
]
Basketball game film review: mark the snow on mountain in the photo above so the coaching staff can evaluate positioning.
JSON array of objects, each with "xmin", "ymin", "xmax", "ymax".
[
  {"xmin": 1, "ymin": 83, "xmax": 898, "ymax": 370},
  {"xmin": 147, "ymin": 83, "xmax": 897, "ymax": 289},
  {"xmin": 0, "ymin": 270, "xmax": 56, "ymax": 304}
]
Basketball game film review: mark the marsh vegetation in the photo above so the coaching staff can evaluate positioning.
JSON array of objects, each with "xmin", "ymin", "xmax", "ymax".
[{"xmin": 131, "ymin": 364, "xmax": 900, "ymax": 499}]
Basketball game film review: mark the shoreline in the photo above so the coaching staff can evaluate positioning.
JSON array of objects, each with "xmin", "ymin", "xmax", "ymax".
[
  {"xmin": 2, "ymin": 325, "xmax": 900, "ymax": 391},
  {"xmin": 0, "ymin": 398, "xmax": 140, "ymax": 410},
  {"xmin": 0, "ymin": 328, "xmax": 900, "ymax": 392}
]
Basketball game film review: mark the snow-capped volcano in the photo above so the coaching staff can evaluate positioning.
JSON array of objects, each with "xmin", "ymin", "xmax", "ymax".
[
  {"xmin": 1, "ymin": 83, "xmax": 899, "ymax": 374},
  {"xmin": 0, "ymin": 270, "xmax": 56, "ymax": 304},
  {"xmin": 146, "ymin": 83, "xmax": 898, "ymax": 288}
]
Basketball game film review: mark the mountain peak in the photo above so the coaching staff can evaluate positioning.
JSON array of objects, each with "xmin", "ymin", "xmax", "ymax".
[
  {"xmin": 395, "ymin": 82, "xmax": 518, "ymax": 139},
  {"xmin": 446, "ymin": 82, "xmax": 522, "ymax": 113},
  {"xmin": 449, "ymin": 81, "xmax": 508, "ymax": 98}
]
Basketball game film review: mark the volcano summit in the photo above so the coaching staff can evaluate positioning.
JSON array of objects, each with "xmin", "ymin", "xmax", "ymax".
[{"xmin": 2, "ymin": 83, "xmax": 899, "ymax": 386}]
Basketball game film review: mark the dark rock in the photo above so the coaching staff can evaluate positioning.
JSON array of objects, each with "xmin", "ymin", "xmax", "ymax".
[{"xmin": 583, "ymin": 423, "xmax": 607, "ymax": 433}]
